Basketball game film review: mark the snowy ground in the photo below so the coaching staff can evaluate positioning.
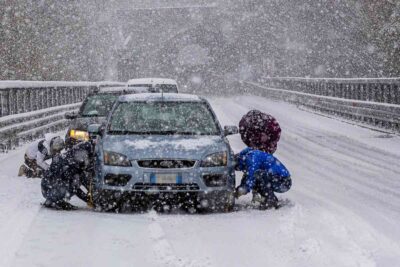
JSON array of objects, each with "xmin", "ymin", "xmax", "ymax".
[{"xmin": 1, "ymin": 95, "xmax": 400, "ymax": 267}]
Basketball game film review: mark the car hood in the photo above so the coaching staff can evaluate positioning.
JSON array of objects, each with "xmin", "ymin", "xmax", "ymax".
[
  {"xmin": 68, "ymin": 117, "xmax": 106, "ymax": 131},
  {"xmin": 101, "ymin": 135, "xmax": 227, "ymax": 160}
]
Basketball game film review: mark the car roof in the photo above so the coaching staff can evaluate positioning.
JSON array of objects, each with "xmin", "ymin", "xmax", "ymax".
[
  {"xmin": 91, "ymin": 86, "xmax": 149, "ymax": 95},
  {"xmin": 96, "ymin": 81, "xmax": 126, "ymax": 87},
  {"xmin": 119, "ymin": 93, "xmax": 202, "ymax": 102},
  {"xmin": 99, "ymin": 86, "xmax": 128, "ymax": 93},
  {"xmin": 127, "ymin": 78, "xmax": 177, "ymax": 85}
]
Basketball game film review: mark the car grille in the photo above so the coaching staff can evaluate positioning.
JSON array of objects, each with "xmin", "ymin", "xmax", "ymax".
[
  {"xmin": 132, "ymin": 183, "xmax": 200, "ymax": 191},
  {"xmin": 137, "ymin": 159, "xmax": 196, "ymax": 169}
]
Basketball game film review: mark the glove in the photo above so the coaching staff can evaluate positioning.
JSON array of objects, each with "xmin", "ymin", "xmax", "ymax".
[{"xmin": 234, "ymin": 186, "xmax": 248, "ymax": 198}]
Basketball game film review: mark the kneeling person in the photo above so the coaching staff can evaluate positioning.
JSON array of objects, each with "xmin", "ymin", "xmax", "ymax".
[
  {"xmin": 41, "ymin": 142, "xmax": 92, "ymax": 210},
  {"xmin": 235, "ymin": 147, "xmax": 291, "ymax": 209},
  {"xmin": 235, "ymin": 110, "xmax": 291, "ymax": 209},
  {"xmin": 18, "ymin": 135, "xmax": 64, "ymax": 178}
]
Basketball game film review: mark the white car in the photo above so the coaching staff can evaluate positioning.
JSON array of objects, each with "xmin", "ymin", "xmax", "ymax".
[{"xmin": 126, "ymin": 78, "xmax": 178, "ymax": 93}]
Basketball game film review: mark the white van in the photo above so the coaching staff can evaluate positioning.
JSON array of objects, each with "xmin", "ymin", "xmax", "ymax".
[{"xmin": 126, "ymin": 78, "xmax": 178, "ymax": 93}]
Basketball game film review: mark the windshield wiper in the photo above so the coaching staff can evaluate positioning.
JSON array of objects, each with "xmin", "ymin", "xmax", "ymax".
[
  {"xmin": 81, "ymin": 114, "xmax": 101, "ymax": 117},
  {"xmin": 171, "ymin": 131, "xmax": 198, "ymax": 135},
  {"xmin": 107, "ymin": 130, "xmax": 216, "ymax": 135},
  {"xmin": 107, "ymin": 130, "xmax": 137, "ymax": 135}
]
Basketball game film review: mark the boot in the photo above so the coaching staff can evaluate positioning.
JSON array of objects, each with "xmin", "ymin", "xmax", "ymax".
[
  {"xmin": 18, "ymin": 165, "xmax": 28, "ymax": 176},
  {"xmin": 57, "ymin": 201, "xmax": 78, "ymax": 210},
  {"xmin": 43, "ymin": 200, "xmax": 77, "ymax": 210},
  {"xmin": 259, "ymin": 191, "xmax": 279, "ymax": 210}
]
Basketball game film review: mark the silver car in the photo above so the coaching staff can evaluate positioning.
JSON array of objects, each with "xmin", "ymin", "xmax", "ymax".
[{"xmin": 89, "ymin": 93, "xmax": 238, "ymax": 212}]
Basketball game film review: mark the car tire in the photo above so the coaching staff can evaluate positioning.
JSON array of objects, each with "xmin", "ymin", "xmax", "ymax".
[
  {"xmin": 198, "ymin": 192, "xmax": 235, "ymax": 213},
  {"xmin": 217, "ymin": 192, "xmax": 235, "ymax": 213},
  {"xmin": 92, "ymin": 191, "xmax": 121, "ymax": 212}
]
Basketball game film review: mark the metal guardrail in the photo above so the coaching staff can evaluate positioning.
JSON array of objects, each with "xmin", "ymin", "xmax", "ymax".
[
  {"xmin": 259, "ymin": 77, "xmax": 400, "ymax": 105},
  {"xmin": 0, "ymin": 81, "xmax": 123, "ymax": 151},
  {"xmin": 0, "ymin": 103, "xmax": 81, "ymax": 151},
  {"xmin": 0, "ymin": 81, "xmax": 98, "ymax": 117},
  {"xmin": 241, "ymin": 79, "xmax": 400, "ymax": 133}
]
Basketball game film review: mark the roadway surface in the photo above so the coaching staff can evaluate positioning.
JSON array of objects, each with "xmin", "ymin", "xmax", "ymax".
[{"xmin": 1, "ymin": 95, "xmax": 400, "ymax": 267}]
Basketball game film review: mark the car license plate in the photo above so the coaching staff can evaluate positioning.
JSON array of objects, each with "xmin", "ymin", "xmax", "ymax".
[{"xmin": 150, "ymin": 173, "xmax": 182, "ymax": 184}]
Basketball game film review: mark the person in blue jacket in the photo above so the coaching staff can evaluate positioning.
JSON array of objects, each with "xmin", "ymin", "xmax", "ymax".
[{"xmin": 235, "ymin": 110, "xmax": 292, "ymax": 209}]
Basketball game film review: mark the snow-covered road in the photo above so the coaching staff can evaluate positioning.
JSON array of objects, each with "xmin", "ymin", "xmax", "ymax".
[{"xmin": 1, "ymin": 95, "xmax": 400, "ymax": 267}]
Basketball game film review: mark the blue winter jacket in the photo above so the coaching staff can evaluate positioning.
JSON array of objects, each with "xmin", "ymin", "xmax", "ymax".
[{"xmin": 237, "ymin": 147, "xmax": 291, "ymax": 192}]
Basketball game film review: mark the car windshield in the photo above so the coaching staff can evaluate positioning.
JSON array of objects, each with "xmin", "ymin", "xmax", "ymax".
[
  {"xmin": 127, "ymin": 84, "xmax": 178, "ymax": 93},
  {"xmin": 154, "ymin": 84, "xmax": 178, "ymax": 93},
  {"xmin": 81, "ymin": 94, "xmax": 118, "ymax": 117},
  {"xmin": 108, "ymin": 101, "xmax": 220, "ymax": 135}
]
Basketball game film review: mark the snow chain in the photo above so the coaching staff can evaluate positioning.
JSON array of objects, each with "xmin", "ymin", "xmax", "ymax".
[{"xmin": 87, "ymin": 172, "xmax": 94, "ymax": 208}]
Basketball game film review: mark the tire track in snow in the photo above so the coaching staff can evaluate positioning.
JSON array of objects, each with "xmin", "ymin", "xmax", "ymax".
[
  {"xmin": 147, "ymin": 210, "xmax": 213, "ymax": 267},
  {"xmin": 237, "ymin": 96, "xmax": 400, "ymax": 177},
  {"xmin": 0, "ymin": 149, "xmax": 43, "ymax": 267},
  {"xmin": 227, "ymin": 96, "xmax": 400, "ymax": 207},
  {"xmin": 209, "ymin": 96, "xmax": 400, "ymax": 262}
]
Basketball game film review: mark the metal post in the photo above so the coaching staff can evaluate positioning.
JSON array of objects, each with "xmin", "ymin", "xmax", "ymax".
[
  {"xmin": 57, "ymin": 88, "xmax": 62, "ymax": 106},
  {"xmin": 11, "ymin": 89, "xmax": 16, "ymax": 115},
  {"xmin": 394, "ymin": 84, "xmax": 399, "ymax": 104},
  {"xmin": 367, "ymin": 84, "xmax": 372, "ymax": 101},
  {"xmin": 383, "ymin": 84, "xmax": 389, "ymax": 104},
  {"xmin": 0, "ymin": 91, "xmax": 3, "ymax": 117}
]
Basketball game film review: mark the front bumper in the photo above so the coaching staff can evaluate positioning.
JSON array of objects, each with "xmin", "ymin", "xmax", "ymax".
[{"xmin": 94, "ymin": 163, "xmax": 236, "ymax": 195}]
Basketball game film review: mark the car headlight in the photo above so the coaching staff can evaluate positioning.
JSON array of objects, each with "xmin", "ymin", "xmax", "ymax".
[
  {"xmin": 103, "ymin": 151, "xmax": 131, "ymax": 167},
  {"xmin": 69, "ymin": 130, "xmax": 89, "ymax": 141},
  {"xmin": 200, "ymin": 152, "xmax": 228, "ymax": 167}
]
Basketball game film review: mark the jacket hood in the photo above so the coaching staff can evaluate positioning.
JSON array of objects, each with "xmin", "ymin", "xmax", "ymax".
[{"xmin": 101, "ymin": 135, "xmax": 227, "ymax": 160}]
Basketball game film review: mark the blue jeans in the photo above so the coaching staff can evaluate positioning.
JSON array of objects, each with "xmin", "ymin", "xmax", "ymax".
[{"xmin": 251, "ymin": 171, "xmax": 292, "ymax": 195}]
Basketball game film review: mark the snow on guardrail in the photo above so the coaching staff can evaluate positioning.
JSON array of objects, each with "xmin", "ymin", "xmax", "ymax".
[
  {"xmin": 0, "ymin": 80, "xmax": 123, "ymax": 152},
  {"xmin": 261, "ymin": 76, "xmax": 400, "ymax": 83},
  {"xmin": 241, "ymin": 80, "xmax": 400, "ymax": 133},
  {"xmin": 259, "ymin": 76, "xmax": 400, "ymax": 104}
]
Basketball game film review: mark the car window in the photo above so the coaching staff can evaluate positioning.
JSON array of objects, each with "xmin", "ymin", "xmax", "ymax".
[
  {"xmin": 80, "ymin": 94, "xmax": 118, "ymax": 117},
  {"xmin": 108, "ymin": 101, "xmax": 220, "ymax": 135}
]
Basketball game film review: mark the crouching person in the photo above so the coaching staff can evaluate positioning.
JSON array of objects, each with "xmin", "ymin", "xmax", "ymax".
[
  {"xmin": 235, "ymin": 110, "xmax": 292, "ymax": 209},
  {"xmin": 41, "ymin": 142, "xmax": 92, "ymax": 210},
  {"xmin": 18, "ymin": 135, "xmax": 64, "ymax": 178},
  {"xmin": 235, "ymin": 147, "xmax": 291, "ymax": 209}
]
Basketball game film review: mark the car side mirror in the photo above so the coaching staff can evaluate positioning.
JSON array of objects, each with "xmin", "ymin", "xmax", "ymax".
[
  {"xmin": 88, "ymin": 123, "xmax": 101, "ymax": 137},
  {"xmin": 65, "ymin": 111, "xmax": 78, "ymax": 120},
  {"xmin": 224, "ymin": 125, "xmax": 239, "ymax": 136}
]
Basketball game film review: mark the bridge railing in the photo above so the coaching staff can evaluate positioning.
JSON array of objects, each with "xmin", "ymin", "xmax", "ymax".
[
  {"xmin": 242, "ymin": 76, "xmax": 400, "ymax": 133},
  {"xmin": 0, "ymin": 81, "xmax": 99, "ymax": 117},
  {"xmin": 259, "ymin": 77, "xmax": 400, "ymax": 105},
  {"xmin": 0, "ymin": 81, "xmax": 123, "ymax": 152}
]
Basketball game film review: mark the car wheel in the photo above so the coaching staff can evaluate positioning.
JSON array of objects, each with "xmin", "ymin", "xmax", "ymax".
[
  {"xmin": 223, "ymin": 193, "xmax": 235, "ymax": 212},
  {"xmin": 93, "ymin": 191, "xmax": 121, "ymax": 212},
  {"xmin": 198, "ymin": 192, "xmax": 235, "ymax": 213},
  {"xmin": 217, "ymin": 192, "xmax": 235, "ymax": 213}
]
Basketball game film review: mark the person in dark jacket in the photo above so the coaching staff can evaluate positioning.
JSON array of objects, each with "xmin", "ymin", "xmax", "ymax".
[
  {"xmin": 41, "ymin": 141, "xmax": 93, "ymax": 210},
  {"xmin": 235, "ymin": 110, "xmax": 292, "ymax": 209}
]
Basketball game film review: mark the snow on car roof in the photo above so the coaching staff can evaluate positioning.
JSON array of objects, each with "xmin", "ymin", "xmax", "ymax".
[
  {"xmin": 96, "ymin": 81, "xmax": 126, "ymax": 87},
  {"xmin": 97, "ymin": 86, "xmax": 152, "ymax": 94},
  {"xmin": 119, "ymin": 93, "xmax": 202, "ymax": 102},
  {"xmin": 99, "ymin": 86, "xmax": 128, "ymax": 92},
  {"xmin": 127, "ymin": 78, "xmax": 177, "ymax": 85}
]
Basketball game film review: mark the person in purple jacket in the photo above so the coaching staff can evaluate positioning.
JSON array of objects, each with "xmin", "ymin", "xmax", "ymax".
[{"xmin": 235, "ymin": 110, "xmax": 292, "ymax": 209}]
